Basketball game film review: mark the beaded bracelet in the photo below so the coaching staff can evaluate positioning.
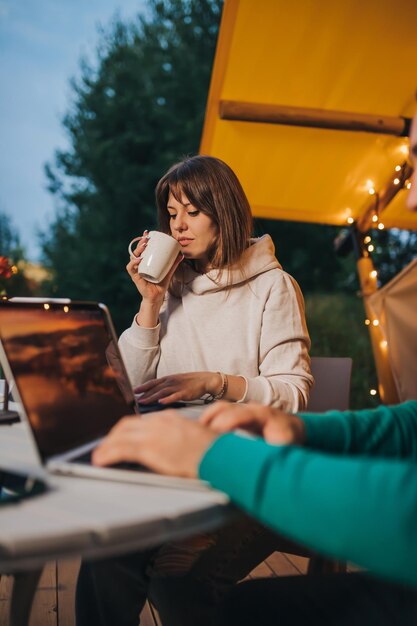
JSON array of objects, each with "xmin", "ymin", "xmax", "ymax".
[{"xmin": 204, "ymin": 371, "xmax": 228, "ymax": 403}]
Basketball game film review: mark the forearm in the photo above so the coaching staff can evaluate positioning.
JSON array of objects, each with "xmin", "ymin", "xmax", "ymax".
[
  {"xmin": 243, "ymin": 375, "xmax": 310, "ymax": 411},
  {"xmin": 301, "ymin": 401, "xmax": 417, "ymax": 459},
  {"xmin": 118, "ymin": 319, "xmax": 161, "ymax": 387},
  {"xmin": 199, "ymin": 433, "xmax": 417, "ymax": 587},
  {"xmin": 136, "ymin": 299, "xmax": 163, "ymax": 328}
]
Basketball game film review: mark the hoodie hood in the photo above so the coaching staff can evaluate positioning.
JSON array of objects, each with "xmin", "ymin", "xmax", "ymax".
[{"xmin": 182, "ymin": 234, "xmax": 281, "ymax": 295}]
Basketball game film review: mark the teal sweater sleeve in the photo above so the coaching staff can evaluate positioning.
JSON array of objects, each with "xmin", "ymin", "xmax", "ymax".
[
  {"xmin": 301, "ymin": 401, "xmax": 417, "ymax": 458},
  {"xmin": 199, "ymin": 401, "xmax": 417, "ymax": 587}
]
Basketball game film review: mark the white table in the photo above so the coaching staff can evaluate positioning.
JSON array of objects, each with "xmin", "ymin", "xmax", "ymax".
[{"xmin": 0, "ymin": 419, "xmax": 233, "ymax": 625}]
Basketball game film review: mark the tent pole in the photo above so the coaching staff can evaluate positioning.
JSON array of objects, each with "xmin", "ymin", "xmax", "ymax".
[{"xmin": 219, "ymin": 100, "xmax": 411, "ymax": 136}]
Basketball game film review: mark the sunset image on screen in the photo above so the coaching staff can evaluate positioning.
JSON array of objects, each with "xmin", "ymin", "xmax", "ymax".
[{"xmin": 0, "ymin": 305, "xmax": 135, "ymax": 458}]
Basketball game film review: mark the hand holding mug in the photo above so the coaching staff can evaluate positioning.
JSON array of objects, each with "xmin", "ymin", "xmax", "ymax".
[{"xmin": 127, "ymin": 230, "xmax": 183, "ymax": 303}]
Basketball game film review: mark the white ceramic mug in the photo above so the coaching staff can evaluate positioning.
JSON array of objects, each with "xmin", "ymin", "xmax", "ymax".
[{"xmin": 128, "ymin": 231, "xmax": 181, "ymax": 283}]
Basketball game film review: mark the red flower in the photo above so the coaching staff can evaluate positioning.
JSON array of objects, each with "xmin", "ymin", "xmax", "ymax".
[{"xmin": 0, "ymin": 256, "xmax": 13, "ymax": 280}]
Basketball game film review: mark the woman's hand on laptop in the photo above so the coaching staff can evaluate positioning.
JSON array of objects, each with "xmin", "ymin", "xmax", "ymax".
[
  {"xmin": 200, "ymin": 402, "xmax": 306, "ymax": 446},
  {"xmin": 92, "ymin": 412, "xmax": 217, "ymax": 478},
  {"xmin": 135, "ymin": 371, "xmax": 223, "ymax": 404}
]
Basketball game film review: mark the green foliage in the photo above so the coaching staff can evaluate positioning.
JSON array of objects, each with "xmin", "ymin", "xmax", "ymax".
[
  {"xmin": 41, "ymin": 0, "xmax": 222, "ymax": 332},
  {"xmin": 0, "ymin": 212, "xmax": 33, "ymax": 296},
  {"xmin": 305, "ymin": 293, "xmax": 379, "ymax": 410},
  {"xmin": 0, "ymin": 212, "xmax": 22, "ymax": 259},
  {"xmin": 365, "ymin": 227, "xmax": 417, "ymax": 287},
  {"xmin": 255, "ymin": 219, "xmax": 359, "ymax": 295}
]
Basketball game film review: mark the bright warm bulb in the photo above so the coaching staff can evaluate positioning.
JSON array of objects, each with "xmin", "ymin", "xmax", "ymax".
[
  {"xmin": 44, "ymin": 303, "xmax": 50, "ymax": 310},
  {"xmin": 368, "ymin": 244, "xmax": 375, "ymax": 252},
  {"xmin": 347, "ymin": 216, "xmax": 354, "ymax": 224},
  {"xmin": 393, "ymin": 178, "xmax": 400, "ymax": 185},
  {"xmin": 380, "ymin": 340, "xmax": 388, "ymax": 349},
  {"xmin": 364, "ymin": 235, "xmax": 371, "ymax": 244},
  {"xmin": 372, "ymin": 319, "xmax": 379, "ymax": 327},
  {"xmin": 372, "ymin": 215, "xmax": 378, "ymax": 223},
  {"xmin": 406, "ymin": 182, "xmax": 412, "ymax": 190},
  {"xmin": 365, "ymin": 319, "xmax": 371, "ymax": 326},
  {"xmin": 378, "ymin": 223, "xmax": 385, "ymax": 230},
  {"xmin": 63, "ymin": 305, "xmax": 69, "ymax": 313},
  {"xmin": 368, "ymin": 187, "xmax": 376, "ymax": 195},
  {"xmin": 370, "ymin": 389, "xmax": 377, "ymax": 396},
  {"xmin": 370, "ymin": 270, "xmax": 377, "ymax": 278},
  {"xmin": 395, "ymin": 165, "xmax": 401, "ymax": 172},
  {"xmin": 399, "ymin": 144, "xmax": 409, "ymax": 156}
]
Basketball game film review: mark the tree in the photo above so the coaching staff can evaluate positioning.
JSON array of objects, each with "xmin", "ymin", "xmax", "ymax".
[
  {"xmin": 0, "ymin": 212, "xmax": 33, "ymax": 295},
  {"xmin": 41, "ymin": 0, "xmax": 223, "ymax": 332},
  {"xmin": 0, "ymin": 212, "xmax": 22, "ymax": 259}
]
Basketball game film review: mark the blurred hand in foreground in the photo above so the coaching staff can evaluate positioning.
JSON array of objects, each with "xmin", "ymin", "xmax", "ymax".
[
  {"xmin": 200, "ymin": 401, "xmax": 306, "ymax": 446},
  {"xmin": 92, "ymin": 411, "xmax": 217, "ymax": 478}
]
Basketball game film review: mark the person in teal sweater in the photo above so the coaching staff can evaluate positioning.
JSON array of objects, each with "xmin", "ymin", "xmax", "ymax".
[{"xmin": 93, "ymin": 400, "xmax": 417, "ymax": 624}]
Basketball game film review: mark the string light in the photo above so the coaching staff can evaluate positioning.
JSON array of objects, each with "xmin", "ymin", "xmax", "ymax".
[
  {"xmin": 406, "ymin": 181, "xmax": 412, "ymax": 190},
  {"xmin": 368, "ymin": 244, "xmax": 375, "ymax": 252},
  {"xmin": 43, "ymin": 303, "xmax": 50, "ymax": 310},
  {"xmin": 364, "ymin": 235, "xmax": 371, "ymax": 244},
  {"xmin": 364, "ymin": 319, "xmax": 371, "ymax": 326},
  {"xmin": 395, "ymin": 165, "xmax": 401, "ymax": 172},
  {"xmin": 393, "ymin": 178, "xmax": 400, "ymax": 185},
  {"xmin": 372, "ymin": 319, "xmax": 379, "ymax": 327},
  {"xmin": 370, "ymin": 270, "xmax": 377, "ymax": 278},
  {"xmin": 378, "ymin": 223, "xmax": 385, "ymax": 230},
  {"xmin": 63, "ymin": 305, "xmax": 69, "ymax": 313},
  {"xmin": 372, "ymin": 214, "xmax": 378, "ymax": 223},
  {"xmin": 380, "ymin": 340, "xmax": 388, "ymax": 349},
  {"xmin": 346, "ymin": 216, "xmax": 354, "ymax": 224},
  {"xmin": 370, "ymin": 389, "xmax": 378, "ymax": 396},
  {"xmin": 368, "ymin": 187, "xmax": 376, "ymax": 195}
]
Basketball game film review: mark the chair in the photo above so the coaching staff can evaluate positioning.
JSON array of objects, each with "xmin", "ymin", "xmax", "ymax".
[
  {"xmin": 307, "ymin": 356, "xmax": 352, "ymax": 412},
  {"xmin": 280, "ymin": 356, "xmax": 353, "ymax": 574}
]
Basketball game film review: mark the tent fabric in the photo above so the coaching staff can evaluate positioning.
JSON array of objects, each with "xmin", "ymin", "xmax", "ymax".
[
  {"xmin": 367, "ymin": 258, "xmax": 417, "ymax": 401},
  {"xmin": 200, "ymin": 0, "xmax": 417, "ymax": 230}
]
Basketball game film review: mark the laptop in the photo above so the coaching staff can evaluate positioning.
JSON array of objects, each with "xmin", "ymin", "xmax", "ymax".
[{"xmin": 0, "ymin": 298, "xmax": 207, "ymax": 490}]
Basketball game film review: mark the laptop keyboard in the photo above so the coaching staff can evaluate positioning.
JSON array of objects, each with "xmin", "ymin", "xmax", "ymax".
[
  {"xmin": 137, "ymin": 401, "xmax": 187, "ymax": 414},
  {"xmin": 72, "ymin": 450, "xmax": 151, "ymax": 473}
]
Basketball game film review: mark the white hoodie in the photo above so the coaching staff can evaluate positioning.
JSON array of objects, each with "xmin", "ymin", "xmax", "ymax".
[{"xmin": 119, "ymin": 235, "xmax": 313, "ymax": 411}]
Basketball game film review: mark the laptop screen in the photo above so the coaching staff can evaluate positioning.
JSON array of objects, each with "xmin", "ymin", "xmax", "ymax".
[{"xmin": 0, "ymin": 300, "xmax": 137, "ymax": 460}]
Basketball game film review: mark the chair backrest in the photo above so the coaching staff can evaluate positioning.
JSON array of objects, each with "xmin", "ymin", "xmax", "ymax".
[{"xmin": 307, "ymin": 357, "xmax": 352, "ymax": 412}]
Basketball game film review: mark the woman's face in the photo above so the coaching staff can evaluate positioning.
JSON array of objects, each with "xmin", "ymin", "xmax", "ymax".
[{"xmin": 167, "ymin": 191, "xmax": 218, "ymax": 272}]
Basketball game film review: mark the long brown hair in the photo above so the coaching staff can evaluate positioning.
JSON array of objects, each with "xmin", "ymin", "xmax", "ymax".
[{"xmin": 155, "ymin": 155, "xmax": 253, "ymax": 273}]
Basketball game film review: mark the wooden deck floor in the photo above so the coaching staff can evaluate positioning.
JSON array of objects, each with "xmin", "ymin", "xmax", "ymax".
[{"xmin": 0, "ymin": 553, "xmax": 309, "ymax": 626}]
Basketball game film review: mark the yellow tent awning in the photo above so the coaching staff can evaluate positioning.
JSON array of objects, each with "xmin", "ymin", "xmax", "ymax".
[{"xmin": 200, "ymin": 0, "xmax": 417, "ymax": 231}]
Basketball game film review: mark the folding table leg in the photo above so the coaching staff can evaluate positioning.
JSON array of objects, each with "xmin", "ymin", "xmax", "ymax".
[{"xmin": 10, "ymin": 567, "xmax": 44, "ymax": 626}]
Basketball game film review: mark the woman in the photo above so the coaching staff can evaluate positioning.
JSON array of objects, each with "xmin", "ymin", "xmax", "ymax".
[
  {"xmin": 76, "ymin": 155, "xmax": 312, "ymax": 626},
  {"xmin": 120, "ymin": 155, "xmax": 312, "ymax": 410}
]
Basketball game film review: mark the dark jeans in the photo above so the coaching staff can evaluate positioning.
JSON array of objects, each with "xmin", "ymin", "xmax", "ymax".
[
  {"xmin": 76, "ymin": 515, "xmax": 279, "ymax": 626},
  {"xmin": 216, "ymin": 573, "xmax": 417, "ymax": 626}
]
